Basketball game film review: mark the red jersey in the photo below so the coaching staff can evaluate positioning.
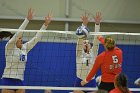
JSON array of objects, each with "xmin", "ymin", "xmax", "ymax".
[
  {"xmin": 110, "ymin": 88, "xmax": 132, "ymax": 93},
  {"xmin": 86, "ymin": 37, "xmax": 122, "ymax": 82}
]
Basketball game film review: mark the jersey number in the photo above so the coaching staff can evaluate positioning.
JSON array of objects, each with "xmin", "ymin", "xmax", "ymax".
[
  {"xmin": 112, "ymin": 55, "xmax": 118, "ymax": 63},
  {"xmin": 20, "ymin": 54, "xmax": 25, "ymax": 61}
]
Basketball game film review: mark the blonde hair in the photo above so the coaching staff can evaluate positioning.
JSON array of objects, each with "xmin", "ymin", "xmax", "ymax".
[{"xmin": 105, "ymin": 36, "xmax": 115, "ymax": 50}]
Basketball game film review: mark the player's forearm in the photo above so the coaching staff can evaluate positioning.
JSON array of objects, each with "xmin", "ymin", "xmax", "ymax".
[
  {"xmin": 93, "ymin": 24, "xmax": 100, "ymax": 47},
  {"xmin": 76, "ymin": 38, "xmax": 83, "ymax": 56},
  {"xmin": 95, "ymin": 24, "xmax": 100, "ymax": 32},
  {"xmin": 40, "ymin": 24, "xmax": 48, "ymax": 30},
  {"xmin": 19, "ymin": 18, "xmax": 29, "ymax": 30},
  {"xmin": 92, "ymin": 35, "xmax": 99, "ymax": 56},
  {"xmin": 35, "ymin": 24, "xmax": 48, "ymax": 41},
  {"xmin": 86, "ymin": 68, "xmax": 97, "ymax": 82},
  {"xmin": 91, "ymin": 24, "xmax": 100, "ymax": 54},
  {"xmin": 6, "ymin": 18, "xmax": 29, "ymax": 48},
  {"xmin": 29, "ymin": 24, "xmax": 47, "ymax": 43},
  {"xmin": 26, "ymin": 24, "xmax": 47, "ymax": 52},
  {"xmin": 6, "ymin": 31, "xmax": 24, "ymax": 49},
  {"xmin": 98, "ymin": 36, "xmax": 104, "ymax": 45},
  {"xmin": 6, "ymin": 22, "xmax": 28, "ymax": 49},
  {"xmin": 86, "ymin": 59, "xmax": 100, "ymax": 82}
]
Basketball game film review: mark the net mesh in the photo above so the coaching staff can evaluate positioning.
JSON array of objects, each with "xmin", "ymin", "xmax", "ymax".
[{"xmin": 0, "ymin": 28, "xmax": 140, "ymax": 93}]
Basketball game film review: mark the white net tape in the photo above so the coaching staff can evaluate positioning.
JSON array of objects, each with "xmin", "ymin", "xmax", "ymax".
[
  {"xmin": 1, "ymin": 28, "xmax": 140, "ymax": 36},
  {"xmin": 0, "ymin": 86, "xmax": 139, "ymax": 91}
]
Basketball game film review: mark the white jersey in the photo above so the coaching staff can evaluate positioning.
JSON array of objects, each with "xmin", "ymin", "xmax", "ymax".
[
  {"xmin": 76, "ymin": 24, "xmax": 100, "ymax": 80},
  {"xmin": 2, "ymin": 19, "xmax": 47, "ymax": 80}
]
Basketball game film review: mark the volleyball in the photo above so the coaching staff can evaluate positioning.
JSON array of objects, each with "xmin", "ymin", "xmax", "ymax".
[{"xmin": 76, "ymin": 26, "xmax": 89, "ymax": 38}]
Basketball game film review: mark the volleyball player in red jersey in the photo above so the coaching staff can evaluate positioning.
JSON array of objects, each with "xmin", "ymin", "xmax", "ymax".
[
  {"xmin": 110, "ymin": 73, "xmax": 132, "ymax": 93},
  {"xmin": 81, "ymin": 35, "xmax": 123, "ymax": 92}
]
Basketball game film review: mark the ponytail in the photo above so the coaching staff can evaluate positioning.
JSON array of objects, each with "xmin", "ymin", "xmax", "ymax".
[
  {"xmin": 115, "ymin": 73, "xmax": 131, "ymax": 93},
  {"xmin": 118, "ymin": 86, "xmax": 130, "ymax": 93},
  {"xmin": 105, "ymin": 36, "xmax": 115, "ymax": 50}
]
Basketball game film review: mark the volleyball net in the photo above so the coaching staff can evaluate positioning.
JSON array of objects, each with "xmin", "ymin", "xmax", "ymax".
[{"xmin": 0, "ymin": 28, "xmax": 140, "ymax": 93}]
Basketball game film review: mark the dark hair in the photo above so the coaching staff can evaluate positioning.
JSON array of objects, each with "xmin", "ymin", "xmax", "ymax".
[
  {"xmin": 0, "ymin": 31, "xmax": 14, "ymax": 39},
  {"xmin": 105, "ymin": 36, "xmax": 115, "ymax": 50},
  {"xmin": 115, "ymin": 73, "xmax": 130, "ymax": 93}
]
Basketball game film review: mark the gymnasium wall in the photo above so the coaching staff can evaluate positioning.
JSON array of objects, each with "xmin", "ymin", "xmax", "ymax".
[
  {"xmin": 0, "ymin": 41, "xmax": 140, "ymax": 93},
  {"xmin": 0, "ymin": 19, "xmax": 140, "ymax": 33},
  {"xmin": 0, "ymin": 0, "xmax": 140, "ymax": 21}
]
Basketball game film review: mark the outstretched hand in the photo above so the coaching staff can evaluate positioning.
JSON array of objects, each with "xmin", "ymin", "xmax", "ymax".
[
  {"xmin": 93, "ymin": 12, "xmax": 102, "ymax": 25},
  {"xmin": 44, "ymin": 12, "xmax": 53, "ymax": 26},
  {"xmin": 27, "ymin": 8, "xmax": 34, "ymax": 20},
  {"xmin": 81, "ymin": 12, "xmax": 90, "ymax": 26},
  {"xmin": 81, "ymin": 80, "xmax": 87, "ymax": 86}
]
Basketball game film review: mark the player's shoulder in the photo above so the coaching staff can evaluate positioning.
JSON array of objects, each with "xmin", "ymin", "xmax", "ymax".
[
  {"xmin": 97, "ymin": 51, "xmax": 105, "ymax": 58},
  {"xmin": 5, "ymin": 42, "xmax": 9, "ymax": 48},
  {"xmin": 114, "ymin": 47, "xmax": 122, "ymax": 53}
]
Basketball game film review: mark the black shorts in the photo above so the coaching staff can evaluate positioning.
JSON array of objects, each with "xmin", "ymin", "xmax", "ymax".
[
  {"xmin": 98, "ymin": 81, "xmax": 115, "ymax": 92},
  {"xmin": 1, "ymin": 78, "xmax": 24, "ymax": 91}
]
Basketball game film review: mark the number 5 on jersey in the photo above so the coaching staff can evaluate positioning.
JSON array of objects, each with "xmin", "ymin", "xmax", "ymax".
[{"xmin": 112, "ymin": 55, "xmax": 118, "ymax": 63}]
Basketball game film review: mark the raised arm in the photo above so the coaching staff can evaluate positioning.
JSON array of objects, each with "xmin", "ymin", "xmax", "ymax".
[
  {"xmin": 6, "ymin": 8, "xmax": 34, "ymax": 49},
  {"xmin": 92, "ymin": 12, "xmax": 102, "ymax": 58},
  {"xmin": 76, "ymin": 38, "xmax": 83, "ymax": 59},
  {"xmin": 25, "ymin": 12, "xmax": 53, "ymax": 53},
  {"xmin": 76, "ymin": 12, "xmax": 90, "ymax": 57},
  {"xmin": 19, "ymin": 8, "xmax": 34, "ymax": 29}
]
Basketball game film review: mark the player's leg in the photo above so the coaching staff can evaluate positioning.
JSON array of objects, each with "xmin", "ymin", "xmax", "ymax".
[
  {"xmin": 88, "ymin": 91, "xmax": 97, "ymax": 93},
  {"xmin": 2, "ymin": 89, "xmax": 15, "ymax": 93},
  {"xmin": 16, "ymin": 89, "xmax": 25, "ymax": 93},
  {"xmin": 1, "ymin": 78, "xmax": 25, "ymax": 93},
  {"xmin": 1, "ymin": 78, "xmax": 15, "ymax": 93},
  {"xmin": 44, "ymin": 90, "xmax": 52, "ymax": 93},
  {"xmin": 74, "ymin": 90, "xmax": 84, "ymax": 93}
]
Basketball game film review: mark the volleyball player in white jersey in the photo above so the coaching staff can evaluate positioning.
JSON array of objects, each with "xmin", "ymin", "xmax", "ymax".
[
  {"xmin": 74, "ymin": 12, "xmax": 102, "ymax": 93},
  {"xmin": 1, "ymin": 8, "xmax": 53, "ymax": 93}
]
